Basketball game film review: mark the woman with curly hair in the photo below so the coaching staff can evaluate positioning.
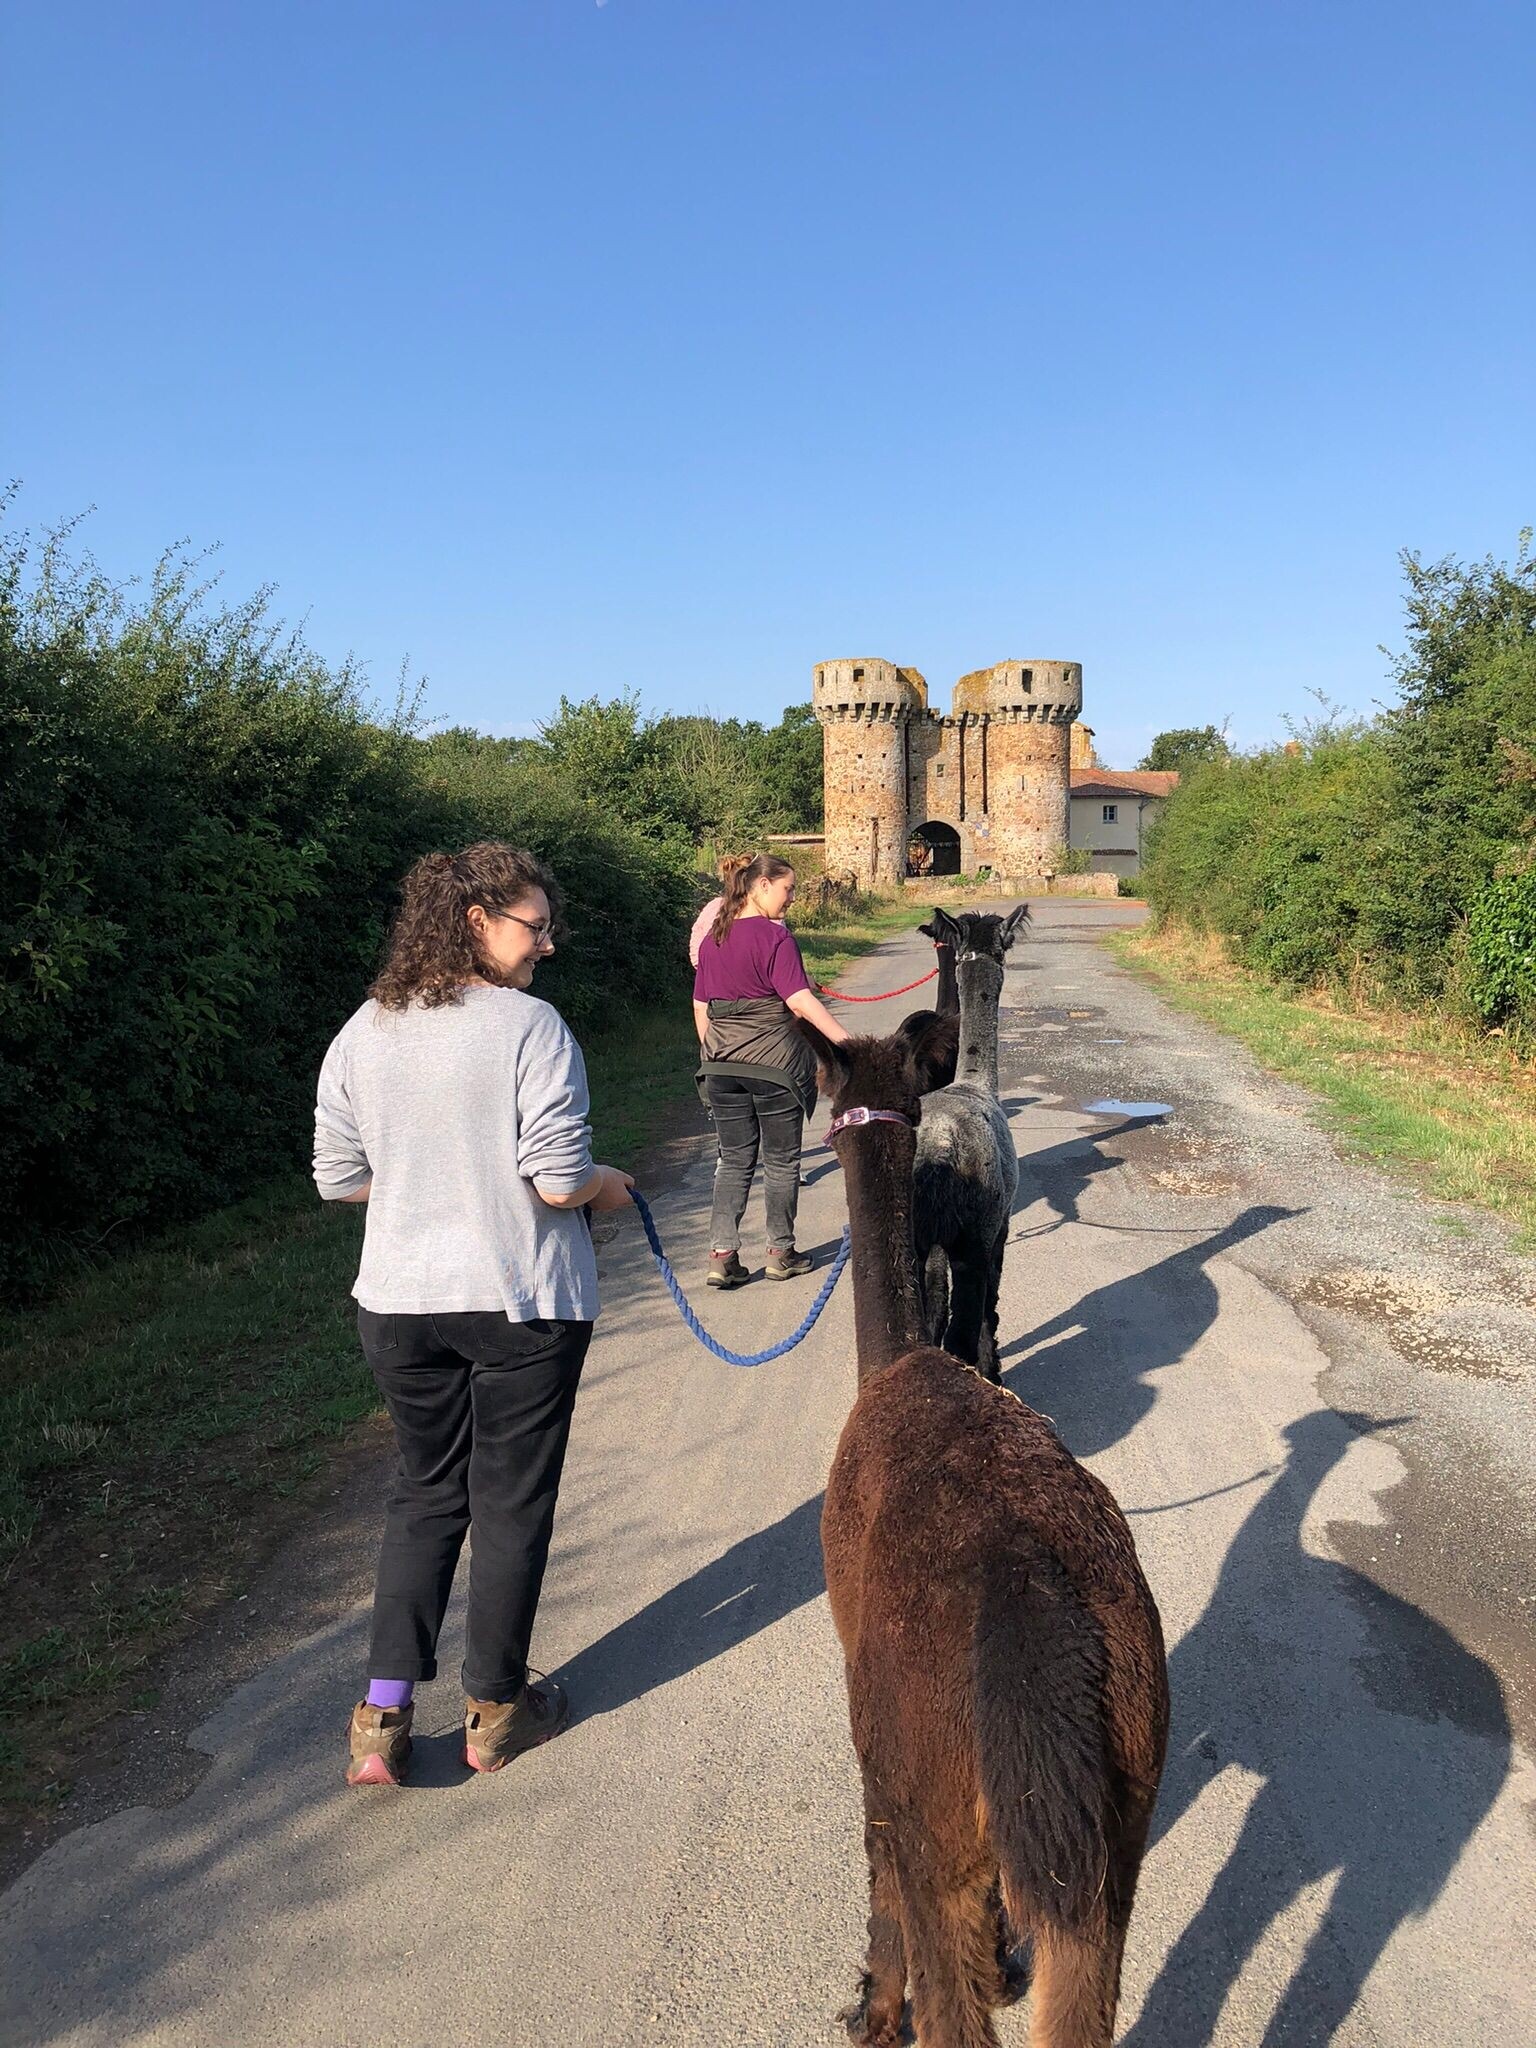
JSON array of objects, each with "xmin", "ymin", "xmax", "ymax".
[{"xmin": 313, "ymin": 842, "xmax": 633, "ymax": 1788}]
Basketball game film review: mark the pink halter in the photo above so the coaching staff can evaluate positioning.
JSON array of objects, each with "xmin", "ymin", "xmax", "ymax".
[{"xmin": 823, "ymin": 1105, "xmax": 916, "ymax": 1143}]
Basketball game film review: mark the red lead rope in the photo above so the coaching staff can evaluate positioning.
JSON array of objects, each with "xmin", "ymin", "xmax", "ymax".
[{"xmin": 814, "ymin": 966, "xmax": 939, "ymax": 1003}]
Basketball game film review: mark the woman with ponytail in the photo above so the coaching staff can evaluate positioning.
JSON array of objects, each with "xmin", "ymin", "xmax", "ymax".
[
  {"xmin": 692, "ymin": 852, "xmax": 850, "ymax": 1287},
  {"xmin": 313, "ymin": 842, "xmax": 633, "ymax": 1789}
]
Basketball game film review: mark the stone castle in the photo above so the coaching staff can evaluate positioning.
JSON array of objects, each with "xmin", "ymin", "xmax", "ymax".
[{"xmin": 812, "ymin": 656, "xmax": 1090, "ymax": 886}]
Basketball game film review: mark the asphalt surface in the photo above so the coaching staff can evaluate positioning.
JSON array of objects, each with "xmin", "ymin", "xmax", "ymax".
[{"xmin": 4, "ymin": 902, "xmax": 1533, "ymax": 2047}]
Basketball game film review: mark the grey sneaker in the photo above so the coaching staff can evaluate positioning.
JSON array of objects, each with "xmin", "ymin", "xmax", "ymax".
[
  {"xmin": 706, "ymin": 1250, "xmax": 749, "ymax": 1288},
  {"xmin": 765, "ymin": 1247, "xmax": 814, "ymax": 1280}
]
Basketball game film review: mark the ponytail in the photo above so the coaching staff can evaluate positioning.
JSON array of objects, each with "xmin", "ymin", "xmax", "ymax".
[{"xmin": 710, "ymin": 852, "xmax": 794, "ymax": 947}]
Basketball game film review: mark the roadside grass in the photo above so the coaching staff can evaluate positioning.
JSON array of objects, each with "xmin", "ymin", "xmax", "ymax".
[
  {"xmin": 793, "ymin": 896, "xmax": 932, "ymax": 989},
  {"xmin": 0, "ymin": 894, "xmax": 920, "ymax": 1817},
  {"xmin": 1116, "ymin": 922, "xmax": 1536, "ymax": 1247}
]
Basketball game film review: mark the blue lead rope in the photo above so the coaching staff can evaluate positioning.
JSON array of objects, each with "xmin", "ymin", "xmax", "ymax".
[{"xmin": 628, "ymin": 1189, "xmax": 851, "ymax": 1367}]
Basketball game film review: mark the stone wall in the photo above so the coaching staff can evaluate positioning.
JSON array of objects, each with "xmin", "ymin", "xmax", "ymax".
[{"xmin": 1047, "ymin": 871, "xmax": 1120, "ymax": 897}]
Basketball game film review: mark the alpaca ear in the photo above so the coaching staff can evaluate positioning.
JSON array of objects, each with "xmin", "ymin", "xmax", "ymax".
[
  {"xmin": 1000, "ymin": 903, "xmax": 1031, "ymax": 949},
  {"xmin": 929, "ymin": 907, "xmax": 963, "ymax": 946},
  {"xmin": 917, "ymin": 909, "xmax": 942, "ymax": 942},
  {"xmin": 898, "ymin": 1010, "xmax": 959, "ymax": 1094},
  {"xmin": 797, "ymin": 1018, "xmax": 851, "ymax": 1092}
]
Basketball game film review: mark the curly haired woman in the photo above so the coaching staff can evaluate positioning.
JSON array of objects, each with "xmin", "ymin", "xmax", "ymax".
[{"xmin": 313, "ymin": 842, "xmax": 633, "ymax": 1787}]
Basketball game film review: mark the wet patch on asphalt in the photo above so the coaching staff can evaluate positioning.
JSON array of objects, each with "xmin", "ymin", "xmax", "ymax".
[
  {"xmin": 1328, "ymin": 1445, "xmax": 1533, "ymax": 1752},
  {"xmin": 1078, "ymin": 1113, "xmax": 1249, "ymax": 1201},
  {"xmin": 1298, "ymin": 1269, "xmax": 1527, "ymax": 1384}
]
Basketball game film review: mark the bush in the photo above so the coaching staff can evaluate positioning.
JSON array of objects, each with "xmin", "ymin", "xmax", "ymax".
[
  {"xmin": 1142, "ymin": 534, "xmax": 1536, "ymax": 1032},
  {"xmin": 790, "ymin": 870, "xmax": 868, "ymax": 929},
  {"xmin": 1461, "ymin": 872, "xmax": 1536, "ymax": 1042},
  {"xmin": 0, "ymin": 521, "xmax": 688, "ymax": 1300}
]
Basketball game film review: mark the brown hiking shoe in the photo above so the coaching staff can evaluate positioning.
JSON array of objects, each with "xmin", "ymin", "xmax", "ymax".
[
  {"xmin": 765, "ymin": 1246, "xmax": 814, "ymax": 1280},
  {"xmin": 463, "ymin": 1675, "xmax": 569, "ymax": 1773},
  {"xmin": 706, "ymin": 1250, "xmax": 749, "ymax": 1289},
  {"xmin": 347, "ymin": 1701, "xmax": 413, "ymax": 1786}
]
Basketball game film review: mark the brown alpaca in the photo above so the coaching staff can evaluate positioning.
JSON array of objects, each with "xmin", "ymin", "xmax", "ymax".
[{"xmin": 803, "ymin": 1017, "xmax": 1169, "ymax": 2048}]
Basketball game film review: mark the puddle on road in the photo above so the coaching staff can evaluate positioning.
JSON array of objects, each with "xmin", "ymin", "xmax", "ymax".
[{"xmin": 1084, "ymin": 1099, "xmax": 1173, "ymax": 1119}]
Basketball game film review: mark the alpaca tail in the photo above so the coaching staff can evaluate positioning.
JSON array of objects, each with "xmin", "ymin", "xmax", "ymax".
[{"xmin": 973, "ymin": 1542, "xmax": 1113, "ymax": 1936}]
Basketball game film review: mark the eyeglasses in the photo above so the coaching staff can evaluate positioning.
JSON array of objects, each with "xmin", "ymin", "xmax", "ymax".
[{"xmin": 497, "ymin": 911, "xmax": 554, "ymax": 941}]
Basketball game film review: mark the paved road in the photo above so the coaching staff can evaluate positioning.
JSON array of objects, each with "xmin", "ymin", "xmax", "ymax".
[{"xmin": 5, "ymin": 903, "xmax": 1534, "ymax": 2046}]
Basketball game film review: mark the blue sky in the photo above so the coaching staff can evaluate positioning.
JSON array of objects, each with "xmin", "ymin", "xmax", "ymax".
[{"xmin": 5, "ymin": 0, "xmax": 1532, "ymax": 767}]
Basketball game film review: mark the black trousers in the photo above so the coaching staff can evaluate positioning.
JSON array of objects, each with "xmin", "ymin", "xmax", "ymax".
[
  {"xmin": 704, "ymin": 1074, "xmax": 804, "ymax": 1252},
  {"xmin": 358, "ymin": 1307, "xmax": 592, "ymax": 1701}
]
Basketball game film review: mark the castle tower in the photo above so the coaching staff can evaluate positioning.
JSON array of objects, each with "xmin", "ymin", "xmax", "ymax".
[
  {"xmin": 812, "ymin": 659, "xmax": 927, "ymax": 886},
  {"xmin": 952, "ymin": 660, "xmax": 1083, "ymax": 879}
]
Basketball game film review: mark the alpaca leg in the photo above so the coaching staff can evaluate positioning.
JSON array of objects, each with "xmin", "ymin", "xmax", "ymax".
[
  {"xmin": 943, "ymin": 1255, "xmax": 988, "ymax": 1369},
  {"xmin": 976, "ymin": 1226, "xmax": 1008, "ymax": 1384},
  {"xmin": 1025, "ymin": 1918, "xmax": 1124, "ymax": 2048},
  {"xmin": 989, "ymin": 1879, "xmax": 1031, "ymax": 2009},
  {"xmin": 842, "ymin": 1803, "xmax": 908, "ymax": 2047},
  {"xmin": 897, "ymin": 1864, "xmax": 1003, "ymax": 2048},
  {"xmin": 922, "ymin": 1245, "xmax": 949, "ymax": 1348}
]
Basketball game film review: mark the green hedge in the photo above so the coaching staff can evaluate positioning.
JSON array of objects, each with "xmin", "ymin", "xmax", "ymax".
[
  {"xmin": 1463, "ymin": 872, "xmax": 1536, "ymax": 1035},
  {"xmin": 1143, "ymin": 535, "xmax": 1536, "ymax": 1041},
  {"xmin": 0, "ymin": 528, "xmax": 688, "ymax": 1300}
]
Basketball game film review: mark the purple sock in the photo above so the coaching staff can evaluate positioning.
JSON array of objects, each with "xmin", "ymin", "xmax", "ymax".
[{"xmin": 367, "ymin": 1678, "xmax": 415, "ymax": 1711}]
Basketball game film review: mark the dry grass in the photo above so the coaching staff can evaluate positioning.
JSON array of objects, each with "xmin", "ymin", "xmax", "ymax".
[{"xmin": 1117, "ymin": 922, "xmax": 1536, "ymax": 1246}]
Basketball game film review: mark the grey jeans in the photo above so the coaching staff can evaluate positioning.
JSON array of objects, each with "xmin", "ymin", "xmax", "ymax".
[{"xmin": 705, "ymin": 1074, "xmax": 804, "ymax": 1253}]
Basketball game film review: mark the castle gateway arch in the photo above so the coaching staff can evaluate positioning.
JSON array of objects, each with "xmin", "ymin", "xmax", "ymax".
[{"xmin": 812, "ymin": 658, "xmax": 1084, "ymax": 888}]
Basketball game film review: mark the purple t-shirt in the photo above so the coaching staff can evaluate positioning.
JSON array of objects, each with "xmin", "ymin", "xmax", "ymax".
[{"xmin": 694, "ymin": 916, "xmax": 812, "ymax": 1003}]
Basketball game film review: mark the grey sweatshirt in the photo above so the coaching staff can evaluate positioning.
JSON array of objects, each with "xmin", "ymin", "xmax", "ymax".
[{"xmin": 313, "ymin": 985, "xmax": 600, "ymax": 1320}]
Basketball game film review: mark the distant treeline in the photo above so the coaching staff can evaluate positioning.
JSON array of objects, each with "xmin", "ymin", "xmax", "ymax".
[
  {"xmin": 0, "ymin": 517, "xmax": 822, "ymax": 1300},
  {"xmin": 1143, "ymin": 535, "xmax": 1536, "ymax": 1047}
]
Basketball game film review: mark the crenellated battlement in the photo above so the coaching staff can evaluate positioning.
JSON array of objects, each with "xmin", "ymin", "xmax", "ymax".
[{"xmin": 812, "ymin": 658, "xmax": 928, "ymax": 718}]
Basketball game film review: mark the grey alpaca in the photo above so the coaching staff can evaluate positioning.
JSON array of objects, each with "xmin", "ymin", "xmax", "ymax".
[{"xmin": 912, "ymin": 906, "xmax": 1026, "ymax": 1381}]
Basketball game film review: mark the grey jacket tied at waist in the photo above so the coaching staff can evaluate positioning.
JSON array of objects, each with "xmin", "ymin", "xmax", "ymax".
[{"xmin": 696, "ymin": 998, "xmax": 819, "ymax": 1117}]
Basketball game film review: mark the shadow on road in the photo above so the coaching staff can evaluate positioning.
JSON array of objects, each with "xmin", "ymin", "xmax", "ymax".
[
  {"xmin": 1125, "ymin": 1408, "xmax": 1510, "ymax": 2046},
  {"xmin": 1008, "ymin": 1111, "xmax": 1169, "ymax": 1228},
  {"xmin": 998, "ymin": 1199, "xmax": 1509, "ymax": 2035},
  {"xmin": 557, "ymin": 1492, "xmax": 826, "ymax": 1721},
  {"xmin": 1002, "ymin": 1206, "xmax": 1300, "ymax": 1461}
]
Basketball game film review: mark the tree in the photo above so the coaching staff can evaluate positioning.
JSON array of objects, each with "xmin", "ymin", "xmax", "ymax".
[
  {"xmin": 1139, "ymin": 725, "xmax": 1230, "ymax": 773},
  {"xmin": 743, "ymin": 702, "xmax": 824, "ymax": 831}
]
